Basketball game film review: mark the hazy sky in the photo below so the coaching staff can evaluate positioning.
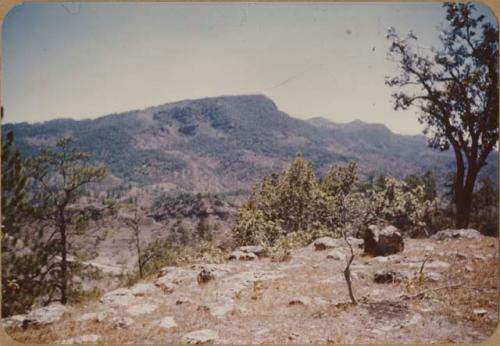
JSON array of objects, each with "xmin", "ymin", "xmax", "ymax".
[{"xmin": 2, "ymin": 2, "xmax": 497, "ymax": 134}]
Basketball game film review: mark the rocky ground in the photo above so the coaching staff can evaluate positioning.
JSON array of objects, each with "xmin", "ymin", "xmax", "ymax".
[{"xmin": 3, "ymin": 230, "xmax": 498, "ymax": 344}]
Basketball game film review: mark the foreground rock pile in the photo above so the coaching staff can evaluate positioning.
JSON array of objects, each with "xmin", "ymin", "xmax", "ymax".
[{"xmin": 3, "ymin": 227, "xmax": 497, "ymax": 345}]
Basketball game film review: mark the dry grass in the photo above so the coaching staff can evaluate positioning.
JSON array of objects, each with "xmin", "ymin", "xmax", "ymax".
[{"xmin": 4, "ymin": 236, "xmax": 498, "ymax": 344}]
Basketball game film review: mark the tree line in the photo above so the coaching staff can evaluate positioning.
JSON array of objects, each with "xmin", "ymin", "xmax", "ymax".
[{"xmin": 232, "ymin": 154, "xmax": 497, "ymax": 251}]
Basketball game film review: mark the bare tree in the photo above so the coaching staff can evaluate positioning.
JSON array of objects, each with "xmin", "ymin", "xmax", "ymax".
[
  {"xmin": 342, "ymin": 229, "xmax": 357, "ymax": 305},
  {"xmin": 121, "ymin": 197, "xmax": 160, "ymax": 279},
  {"xmin": 386, "ymin": 2, "xmax": 498, "ymax": 228}
]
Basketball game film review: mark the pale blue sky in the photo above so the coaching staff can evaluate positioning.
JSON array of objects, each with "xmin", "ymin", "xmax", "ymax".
[{"xmin": 2, "ymin": 2, "xmax": 497, "ymax": 134}]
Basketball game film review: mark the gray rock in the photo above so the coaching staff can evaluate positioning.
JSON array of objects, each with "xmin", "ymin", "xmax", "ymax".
[
  {"xmin": 473, "ymin": 308, "xmax": 487, "ymax": 316},
  {"xmin": 126, "ymin": 303, "xmax": 158, "ymax": 316},
  {"xmin": 206, "ymin": 303, "xmax": 239, "ymax": 318},
  {"xmin": 431, "ymin": 229, "xmax": 481, "ymax": 241},
  {"xmin": 364, "ymin": 225, "xmax": 404, "ymax": 256},
  {"xmin": 158, "ymin": 316, "xmax": 177, "ymax": 329},
  {"xmin": 176, "ymin": 297, "xmax": 192, "ymax": 305},
  {"xmin": 111, "ymin": 316, "xmax": 134, "ymax": 329},
  {"xmin": 229, "ymin": 250, "xmax": 257, "ymax": 261},
  {"xmin": 404, "ymin": 313, "xmax": 423, "ymax": 326},
  {"xmin": 58, "ymin": 334, "xmax": 100, "ymax": 344},
  {"xmin": 313, "ymin": 237, "xmax": 338, "ymax": 250},
  {"xmin": 424, "ymin": 272, "xmax": 442, "ymax": 282},
  {"xmin": 100, "ymin": 288, "xmax": 136, "ymax": 306},
  {"xmin": 156, "ymin": 266, "xmax": 197, "ymax": 284},
  {"xmin": 312, "ymin": 297, "xmax": 329, "ymax": 306},
  {"xmin": 374, "ymin": 269, "xmax": 442, "ymax": 283},
  {"xmin": 183, "ymin": 329, "xmax": 219, "ymax": 344},
  {"xmin": 407, "ymin": 260, "xmax": 451, "ymax": 269},
  {"xmin": 326, "ymin": 250, "xmax": 344, "ymax": 260},
  {"xmin": 155, "ymin": 278, "xmax": 176, "ymax": 293},
  {"xmin": 74, "ymin": 312, "xmax": 101, "ymax": 322},
  {"xmin": 238, "ymin": 245, "xmax": 267, "ymax": 257},
  {"xmin": 439, "ymin": 251, "xmax": 467, "ymax": 259},
  {"xmin": 374, "ymin": 270, "xmax": 413, "ymax": 283},
  {"xmin": 347, "ymin": 237, "xmax": 364, "ymax": 247},
  {"xmin": 289, "ymin": 296, "xmax": 312, "ymax": 305},
  {"xmin": 1, "ymin": 314, "xmax": 27, "ymax": 328},
  {"xmin": 24, "ymin": 303, "xmax": 68, "ymax": 326},
  {"xmin": 130, "ymin": 282, "xmax": 159, "ymax": 296}
]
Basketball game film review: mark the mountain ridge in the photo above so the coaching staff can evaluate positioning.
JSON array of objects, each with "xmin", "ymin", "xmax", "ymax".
[{"xmin": 3, "ymin": 94, "xmax": 497, "ymax": 193}]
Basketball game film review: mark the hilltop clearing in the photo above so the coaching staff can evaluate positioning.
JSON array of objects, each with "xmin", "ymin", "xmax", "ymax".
[{"xmin": 4, "ymin": 231, "xmax": 497, "ymax": 344}]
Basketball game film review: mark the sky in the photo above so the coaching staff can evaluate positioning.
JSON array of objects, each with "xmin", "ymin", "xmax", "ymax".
[{"xmin": 2, "ymin": 2, "xmax": 497, "ymax": 135}]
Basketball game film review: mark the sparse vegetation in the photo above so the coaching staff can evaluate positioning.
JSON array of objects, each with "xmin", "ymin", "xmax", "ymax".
[{"xmin": 232, "ymin": 155, "xmax": 434, "ymax": 249}]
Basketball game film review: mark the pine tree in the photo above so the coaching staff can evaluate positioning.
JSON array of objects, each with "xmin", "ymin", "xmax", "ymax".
[
  {"xmin": 27, "ymin": 138, "xmax": 106, "ymax": 304},
  {"xmin": 1, "ymin": 131, "xmax": 50, "ymax": 316}
]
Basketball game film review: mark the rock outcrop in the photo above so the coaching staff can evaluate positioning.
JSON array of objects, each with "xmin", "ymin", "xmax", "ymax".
[
  {"xmin": 58, "ymin": 334, "xmax": 100, "ymax": 344},
  {"xmin": 364, "ymin": 225, "xmax": 404, "ymax": 256},
  {"xmin": 431, "ymin": 229, "xmax": 481, "ymax": 241},
  {"xmin": 238, "ymin": 245, "xmax": 267, "ymax": 257},
  {"xmin": 3, "ymin": 303, "xmax": 69, "ymax": 328},
  {"xmin": 183, "ymin": 329, "xmax": 219, "ymax": 344},
  {"xmin": 229, "ymin": 250, "xmax": 258, "ymax": 261},
  {"xmin": 312, "ymin": 237, "xmax": 338, "ymax": 250}
]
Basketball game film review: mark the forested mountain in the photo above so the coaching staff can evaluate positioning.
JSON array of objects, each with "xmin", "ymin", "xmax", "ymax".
[{"xmin": 3, "ymin": 94, "xmax": 497, "ymax": 193}]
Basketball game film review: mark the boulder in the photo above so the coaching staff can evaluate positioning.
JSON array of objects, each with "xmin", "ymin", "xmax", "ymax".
[
  {"xmin": 473, "ymin": 308, "xmax": 487, "ymax": 316},
  {"xmin": 326, "ymin": 250, "xmax": 344, "ymax": 260},
  {"xmin": 405, "ymin": 260, "xmax": 450, "ymax": 270},
  {"xmin": 130, "ymin": 282, "xmax": 160, "ymax": 296},
  {"xmin": 438, "ymin": 251, "xmax": 467, "ymax": 259},
  {"xmin": 154, "ymin": 278, "xmax": 176, "ymax": 293},
  {"xmin": 229, "ymin": 250, "xmax": 257, "ymax": 261},
  {"xmin": 156, "ymin": 266, "xmax": 197, "ymax": 284},
  {"xmin": 289, "ymin": 296, "xmax": 312, "ymax": 306},
  {"xmin": 347, "ymin": 237, "xmax": 364, "ymax": 248},
  {"xmin": 58, "ymin": 334, "xmax": 100, "ymax": 344},
  {"xmin": 424, "ymin": 272, "xmax": 443, "ymax": 282},
  {"xmin": 238, "ymin": 245, "xmax": 267, "ymax": 257},
  {"xmin": 111, "ymin": 316, "xmax": 134, "ymax": 329},
  {"xmin": 374, "ymin": 269, "xmax": 442, "ymax": 283},
  {"xmin": 1, "ymin": 314, "xmax": 27, "ymax": 328},
  {"xmin": 313, "ymin": 237, "xmax": 338, "ymax": 250},
  {"xmin": 126, "ymin": 303, "xmax": 158, "ymax": 316},
  {"xmin": 74, "ymin": 311, "xmax": 109, "ymax": 322},
  {"xmin": 430, "ymin": 229, "xmax": 481, "ymax": 241},
  {"xmin": 158, "ymin": 316, "xmax": 177, "ymax": 329},
  {"xmin": 206, "ymin": 303, "xmax": 241, "ymax": 318},
  {"xmin": 197, "ymin": 267, "xmax": 215, "ymax": 284},
  {"xmin": 374, "ymin": 270, "xmax": 413, "ymax": 283},
  {"xmin": 23, "ymin": 303, "xmax": 68, "ymax": 326},
  {"xmin": 100, "ymin": 288, "xmax": 135, "ymax": 306},
  {"xmin": 183, "ymin": 329, "xmax": 219, "ymax": 344},
  {"xmin": 176, "ymin": 297, "xmax": 192, "ymax": 305},
  {"xmin": 364, "ymin": 225, "xmax": 404, "ymax": 256}
]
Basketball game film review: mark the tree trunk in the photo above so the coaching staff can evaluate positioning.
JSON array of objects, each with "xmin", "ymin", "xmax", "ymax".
[
  {"xmin": 58, "ymin": 197, "xmax": 70, "ymax": 305},
  {"xmin": 60, "ymin": 216, "xmax": 68, "ymax": 305},
  {"xmin": 454, "ymin": 164, "xmax": 478, "ymax": 229}
]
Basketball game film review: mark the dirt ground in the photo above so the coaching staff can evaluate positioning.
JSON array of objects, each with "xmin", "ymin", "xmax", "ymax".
[{"xmin": 4, "ymin": 235, "xmax": 498, "ymax": 344}]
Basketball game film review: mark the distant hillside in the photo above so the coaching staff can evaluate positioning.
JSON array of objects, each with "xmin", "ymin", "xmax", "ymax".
[{"xmin": 3, "ymin": 95, "xmax": 497, "ymax": 193}]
